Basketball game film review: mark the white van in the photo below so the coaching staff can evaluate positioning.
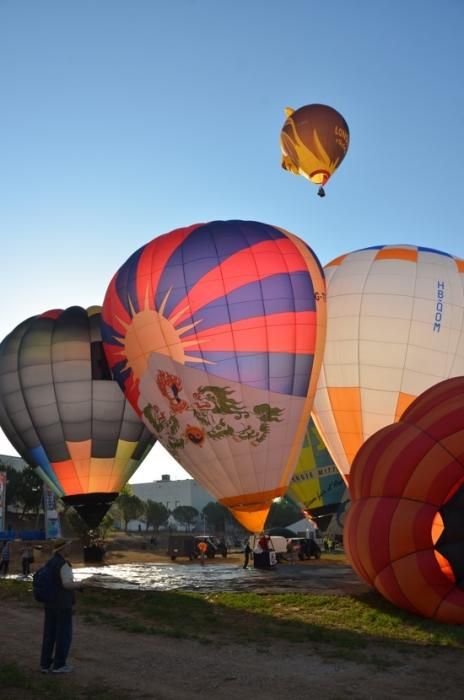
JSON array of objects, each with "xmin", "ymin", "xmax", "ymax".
[{"xmin": 248, "ymin": 534, "xmax": 288, "ymax": 555}]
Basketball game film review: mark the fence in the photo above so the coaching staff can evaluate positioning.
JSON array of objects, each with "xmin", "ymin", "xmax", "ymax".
[{"xmin": 0, "ymin": 529, "xmax": 46, "ymax": 541}]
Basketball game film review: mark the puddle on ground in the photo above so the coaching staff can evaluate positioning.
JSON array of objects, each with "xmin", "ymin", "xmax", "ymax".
[{"xmin": 62, "ymin": 561, "xmax": 363, "ymax": 594}]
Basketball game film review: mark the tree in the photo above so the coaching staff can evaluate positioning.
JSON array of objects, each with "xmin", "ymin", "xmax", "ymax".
[
  {"xmin": 16, "ymin": 466, "xmax": 43, "ymax": 519},
  {"xmin": 0, "ymin": 464, "xmax": 22, "ymax": 511},
  {"xmin": 115, "ymin": 492, "xmax": 145, "ymax": 531},
  {"xmin": 0, "ymin": 464, "xmax": 43, "ymax": 519},
  {"xmin": 202, "ymin": 501, "xmax": 229, "ymax": 532},
  {"xmin": 99, "ymin": 511, "xmax": 115, "ymax": 539},
  {"xmin": 172, "ymin": 505, "xmax": 198, "ymax": 532},
  {"xmin": 145, "ymin": 500, "xmax": 170, "ymax": 532}
]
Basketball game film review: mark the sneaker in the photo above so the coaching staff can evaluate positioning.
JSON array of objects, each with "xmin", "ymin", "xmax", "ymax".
[{"xmin": 52, "ymin": 665, "xmax": 72, "ymax": 674}]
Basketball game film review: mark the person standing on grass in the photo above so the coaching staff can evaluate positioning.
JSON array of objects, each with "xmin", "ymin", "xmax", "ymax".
[
  {"xmin": 40, "ymin": 539, "xmax": 85, "ymax": 674},
  {"xmin": 21, "ymin": 544, "xmax": 34, "ymax": 577},
  {"xmin": 0, "ymin": 540, "xmax": 10, "ymax": 576},
  {"xmin": 243, "ymin": 541, "xmax": 251, "ymax": 569}
]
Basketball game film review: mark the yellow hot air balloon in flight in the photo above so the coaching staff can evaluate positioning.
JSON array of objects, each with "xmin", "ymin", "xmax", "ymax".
[{"xmin": 280, "ymin": 103, "xmax": 349, "ymax": 197}]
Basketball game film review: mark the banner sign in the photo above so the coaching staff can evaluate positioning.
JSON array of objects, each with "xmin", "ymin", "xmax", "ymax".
[
  {"xmin": 43, "ymin": 485, "xmax": 61, "ymax": 539},
  {"xmin": 0, "ymin": 472, "xmax": 6, "ymax": 532}
]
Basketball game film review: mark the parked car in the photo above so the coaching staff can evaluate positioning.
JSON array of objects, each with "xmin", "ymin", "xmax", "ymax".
[
  {"xmin": 167, "ymin": 534, "xmax": 196, "ymax": 561},
  {"xmin": 248, "ymin": 535, "xmax": 288, "ymax": 558},
  {"xmin": 193, "ymin": 536, "xmax": 228, "ymax": 558},
  {"xmin": 167, "ymin": 535, "xmax": 228, "ymax": 561}
]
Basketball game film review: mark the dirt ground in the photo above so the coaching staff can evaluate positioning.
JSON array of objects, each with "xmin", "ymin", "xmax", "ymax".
[
  {"xmin": 3, "ymin": 538, "xmax": 464, "ymax": 699},
  {"xmin": 3, "ymin": 592, "xmax": 464, "ymax": 700}
]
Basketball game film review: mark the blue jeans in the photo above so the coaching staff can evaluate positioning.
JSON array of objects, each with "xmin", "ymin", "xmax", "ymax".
[{"xmin": 40, "ymin": 607, "xmax": 73, "ymax": 669}]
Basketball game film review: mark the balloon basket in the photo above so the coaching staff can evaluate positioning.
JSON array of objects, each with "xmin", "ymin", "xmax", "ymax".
[
  {"xmin": 83, "ymin": 544, "xmax": 105, "ymax": 563},
  {"xmin": 253, "ymin": 551, "xmax": 277, "ymax": 569}
]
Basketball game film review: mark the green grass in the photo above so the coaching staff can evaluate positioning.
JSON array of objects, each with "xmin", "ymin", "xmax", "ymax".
[{"xmin": 3, "ymin": 577, "xmax": 464, "ymax": 657}]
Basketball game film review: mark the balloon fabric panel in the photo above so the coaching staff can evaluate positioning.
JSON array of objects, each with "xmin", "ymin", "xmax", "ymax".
[{"xmin": 102, "ymin": 220, "xmax": 326, "ymax": 531}]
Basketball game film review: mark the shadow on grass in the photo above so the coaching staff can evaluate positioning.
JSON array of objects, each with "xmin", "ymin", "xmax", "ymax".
[
  {"xmin": 3, "ymin": 577, "xmax": 464, "ymax": 673},
  {"xmin": 77, "ymin": 585, "xmax": 464, "ymax": 669}
]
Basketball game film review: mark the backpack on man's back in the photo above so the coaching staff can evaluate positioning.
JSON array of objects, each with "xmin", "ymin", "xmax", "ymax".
[{"xmin": 32, "ymin": 562, "xmax": 60, "ymax": 604}]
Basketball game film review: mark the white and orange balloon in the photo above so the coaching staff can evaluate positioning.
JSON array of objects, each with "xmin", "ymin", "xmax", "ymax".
[
  {"xmin": 102, "ymin": 220, "xmax": 327, "ymax": 531},
  {"xmin": 312, "ymin": 244, "xmax": 464, "ymax": 485}
]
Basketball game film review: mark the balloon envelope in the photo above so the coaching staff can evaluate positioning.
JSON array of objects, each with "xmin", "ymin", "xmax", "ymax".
[
  {"xmin": 312, "ymin": 245, "xmax": 464, "ymax": 485},
  {"xmin": 345, "ymin": 376, "xmax": 464, "ymax": 623},
  {"xmin": 0, "ymin": 306, "xmax": 155, "ymax": 528},
  {"xmin": 280, "ymin": 104, "xmax": 349, "ymax": 188},
  {"xmin": 287, "ymin": 417, "xmax": 345, "ymax": 526},
  {"xmin": 102, "ymin": 220, "xmax": 327, "ymax": 531}
]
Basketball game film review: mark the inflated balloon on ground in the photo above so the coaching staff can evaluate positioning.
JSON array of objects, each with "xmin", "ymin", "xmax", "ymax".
[
  {"xmin": 344, "ymin": 376, "xmax": 464, "ymax": 623},
  {"xmin": 287, "ymin": 417, "xmax": 345, "ymax": 529},
  {"xmin": 102, "ymin": 220, "xmax": 327, "ymax": 532}
]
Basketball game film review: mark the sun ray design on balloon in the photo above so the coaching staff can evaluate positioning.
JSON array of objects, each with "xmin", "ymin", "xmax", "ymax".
[
  {"xmin": 111, "ymin": 286, "xmax": 214, "ymax": 384},
  {"xmin": 101, "ymin": 220, "xmax": 324, "ymax": 415}
]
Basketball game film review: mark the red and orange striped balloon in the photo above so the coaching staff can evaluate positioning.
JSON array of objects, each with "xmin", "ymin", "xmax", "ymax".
[
  {"xmin": 344, "ymin": 376, "xmax": 464, "ymax": 623},
  {"xmin": 102, "ymin": 220, "xmax": 327, "ymax": 532}
]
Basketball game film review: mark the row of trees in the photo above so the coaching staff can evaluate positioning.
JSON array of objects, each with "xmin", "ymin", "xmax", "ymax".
[
  {"xmin": 0, "ymin": 462, "xmax": 238, "ymax": 534},
  {"xmin": 1, "ymin": 459, "xmax": 303, "ymax": 534},
  {"xmin": 114, "ymin": 487, "xmax": 236, "ymax": 533},
  {"xmin": 113, "ymin": 487, "xmax": 302, "ymax": 533}
]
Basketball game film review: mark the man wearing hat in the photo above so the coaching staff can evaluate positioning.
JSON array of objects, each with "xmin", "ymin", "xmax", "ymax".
[{"xmin": 40, "ymin": 538, "xmax": 84, "ymax": 674}]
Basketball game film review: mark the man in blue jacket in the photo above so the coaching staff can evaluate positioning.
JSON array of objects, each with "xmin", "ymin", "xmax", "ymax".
[{"xmin": 40, "ymin": 539, "xmax": 84, "ymax": 674}]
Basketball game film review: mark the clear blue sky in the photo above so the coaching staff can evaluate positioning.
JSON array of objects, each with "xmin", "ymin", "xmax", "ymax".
[{"xmin": 1, "ymin": 0, "xmax": 463, "ymax": 483}]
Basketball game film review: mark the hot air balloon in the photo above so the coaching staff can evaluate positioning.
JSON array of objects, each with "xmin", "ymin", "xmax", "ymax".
[
  {"xmin": 0, "ymin": 306, "xmax": 155, "ymax": 529},
  {"xmin": 102, "ymin": 220, "xmax": 327, "ymax": 532},
  {"xmin": 287, "ymin": 418, "xmax": 345, "ymax": 529},
  {"xmin": 345, "ymin": 376, "xmax": 464, "ymax": 623},
  {"xmin": 312, "ymin": 244, "xmax": 464, "ymax": 485},
  {"xmin": 280, "ymin": 103, "xmax": 349, "ymax": 196}
]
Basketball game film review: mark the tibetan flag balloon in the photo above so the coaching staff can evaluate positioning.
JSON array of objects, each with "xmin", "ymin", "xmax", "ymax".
[
  {"xmin": 280, "ymin": 104, "xmax": 349, "ymax": 196},
  {"xmin": 287, "ymin": 418, "xmax": 345, "ymax": 529},
  {"xmin": 102, "ymin": 220, "xmax": 327, "ymax": 532},
  {"xmin": 0, "ymin": 306, "xmax": 155, "ymax": 529},
  {"xmin": 312, "ymin": 245, "xmax": 464, "ymax": 486},
  {"xmin": 345, "ymin": 377, "xmax": 464, "ymax": 623}
]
